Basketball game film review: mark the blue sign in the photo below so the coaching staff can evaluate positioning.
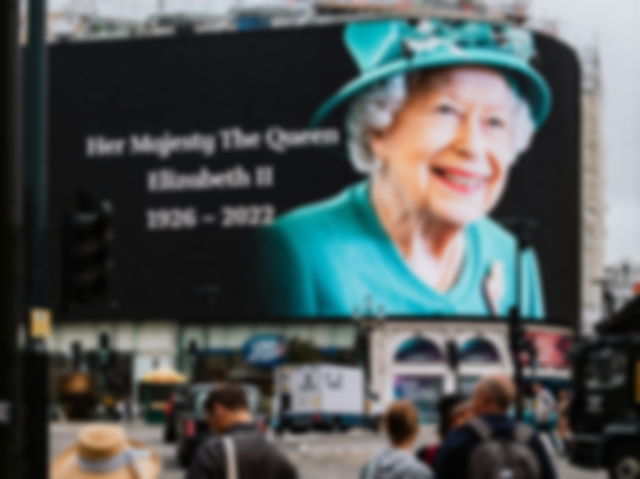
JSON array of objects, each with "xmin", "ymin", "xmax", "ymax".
[{"xmin": 242, "ymin": 334, "xmax": 288, "ymax": 368}]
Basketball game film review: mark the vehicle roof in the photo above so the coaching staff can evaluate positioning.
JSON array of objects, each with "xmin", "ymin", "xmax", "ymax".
[{"xmin": 188, "ymin": 382, "xmax": 258, "ymax": 392}]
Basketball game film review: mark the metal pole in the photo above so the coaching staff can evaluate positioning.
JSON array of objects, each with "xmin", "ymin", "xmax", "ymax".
[
  {"xmin": 357, "ymin": 318, "xmax": 373, "ymax": 429},
  {"xmin": 506, "ymin": 218, "xmax": 532, "ymax": 421},
  {"xmin": 510, "ymin": 256, "xmax": 524, "ymax": 420},
  {"xmin": 25, "ymin": 0, "xmax": 48, "ymax": 304},
  {"xmin": 0, "ymin": 1, "xmax": 24, "ymax": 476},
  {"xmin": 23, "ymin": 0, "xmax": 49, "ymax": 477}
]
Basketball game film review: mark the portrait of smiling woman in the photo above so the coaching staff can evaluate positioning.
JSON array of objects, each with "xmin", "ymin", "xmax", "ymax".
[{"xmin": 256, "ymin": 19, "xmax": 552, "ymax": 319}]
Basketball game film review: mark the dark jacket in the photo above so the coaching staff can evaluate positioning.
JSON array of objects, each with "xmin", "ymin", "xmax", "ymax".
[
  {"xmin": 186, "ymin": 423, "xmax": 298, "ymax": 479},
  {"xmin": 435, "ymin": 414, "xmax": 557, "ymax": 479}
]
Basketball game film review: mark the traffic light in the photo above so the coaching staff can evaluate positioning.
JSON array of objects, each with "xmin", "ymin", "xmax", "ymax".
[
  {"xmin": 63, "ymin": 190, "xmax": 114, "ymax": 307},
  {"xmin": 97, "ymin": 332, "xmax": 112, "ymax": 369},
  {"xmin": 188, "ymin": 339, "xmax": 199, "ymax": 356},
  {"xmin": 71, "ymin": 340, "xmax": 83, "ymax": 371},
  {"xmin": 508, "ymin": 309, "xmax": 538, "ymax": 367},
  {"xmin": 508, "ymin": 309, "xmax": 526, "ymax": 353},
  {"xmin": 446, "ymin": 340, "xmax": 459, "ymax": 372}
]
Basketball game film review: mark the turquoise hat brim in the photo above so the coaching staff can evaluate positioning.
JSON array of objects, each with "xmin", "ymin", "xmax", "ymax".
[{"xmin": 311, "ymin": 48, "xmax": 552, "ymax": 128}]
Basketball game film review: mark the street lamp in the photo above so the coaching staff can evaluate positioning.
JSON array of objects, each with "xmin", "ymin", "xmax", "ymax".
[{"xmin": 354, "ymin": 295, "xmax": 385, "ymax": 421}]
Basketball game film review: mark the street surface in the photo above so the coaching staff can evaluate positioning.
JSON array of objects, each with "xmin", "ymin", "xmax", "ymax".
[{"xmin": 51, "ymin": 421, "xmax": 607, "ymax": 479}]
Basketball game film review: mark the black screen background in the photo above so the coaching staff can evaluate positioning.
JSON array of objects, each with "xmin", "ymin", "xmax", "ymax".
[{"xmin": 48, "ymin": 23, "xmax": 580, "ymax": 323}]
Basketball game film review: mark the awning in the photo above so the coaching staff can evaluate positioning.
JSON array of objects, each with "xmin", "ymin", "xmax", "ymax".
[{"xmin": 140, "ymin": 366, "xmax": 187, "ymax": 384}]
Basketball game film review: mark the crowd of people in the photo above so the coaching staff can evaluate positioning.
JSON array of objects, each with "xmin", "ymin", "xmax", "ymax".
[
  {"xmin": 362, "ymin": 375, "xmax": 559, "ymax": 479},
  {"xmin": 52, "ymin": 375, "xmax": 570, "ymax": 479}
]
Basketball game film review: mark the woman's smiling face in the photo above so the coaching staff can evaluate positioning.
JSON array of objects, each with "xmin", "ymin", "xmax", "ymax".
[{"xmin": 370, "ymin": 67, "xmax": 521, "ymax": 226}]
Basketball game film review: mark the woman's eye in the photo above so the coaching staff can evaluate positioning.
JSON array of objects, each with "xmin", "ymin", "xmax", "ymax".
[
  {"xmin": 436, "ymin": 103, "xmax": 458, "ymax": 115},
  {"xmin": 487, "ymin": 116, "xmax": 506, "ymax": 129}
]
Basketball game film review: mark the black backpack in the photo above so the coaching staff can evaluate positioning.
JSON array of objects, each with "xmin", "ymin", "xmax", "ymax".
[{"xmin": 467, "ymin": 417, "xmax": 541, "ymax": 479}]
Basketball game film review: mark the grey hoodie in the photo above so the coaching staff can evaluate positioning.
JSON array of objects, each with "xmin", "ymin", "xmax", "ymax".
[{"xmin": 361, "ymin": 448, "xmax": 433, "ymax": 479}]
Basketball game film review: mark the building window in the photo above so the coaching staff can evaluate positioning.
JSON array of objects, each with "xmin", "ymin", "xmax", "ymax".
[
  {"xmin": 458, "ymin": 337, "xmax": 501, "ymax": 364},
  {"xmin": 394, "ymin": 336, "xmax": 443, "ymax": 363}
]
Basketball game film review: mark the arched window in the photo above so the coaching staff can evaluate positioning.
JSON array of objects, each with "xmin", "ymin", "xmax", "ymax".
[
  {"xmin": 394, "ymin": 336, "xmax": 443, "ymax": 363},
  {"xmin": 458, "ymin": 337, "xmax": 501, "ymax": 364}
]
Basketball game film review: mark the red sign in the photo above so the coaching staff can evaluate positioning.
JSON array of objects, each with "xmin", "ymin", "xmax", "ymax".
[{"xmin": 524, "ymin": 330, "xmax": 572, "ymax": 369}]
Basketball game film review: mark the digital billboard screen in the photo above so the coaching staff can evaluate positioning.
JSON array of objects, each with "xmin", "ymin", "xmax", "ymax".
[{"xmin": 48, "ymin": 18, "xmax": 580, "ymax": 322}]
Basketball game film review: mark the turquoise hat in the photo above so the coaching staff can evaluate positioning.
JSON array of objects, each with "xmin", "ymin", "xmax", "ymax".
[{"xmin": 311, "ymin": 19, "xmax": 552, "ymax": 128}]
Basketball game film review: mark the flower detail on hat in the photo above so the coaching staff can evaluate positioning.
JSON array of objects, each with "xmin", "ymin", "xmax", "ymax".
[
  {"xmin": 401, "ymin": 20, "xmax": 535, "ymax": 63},
  {"xmin": 500, "ymin": 27, "xmax": 536, "ymax": 61}
]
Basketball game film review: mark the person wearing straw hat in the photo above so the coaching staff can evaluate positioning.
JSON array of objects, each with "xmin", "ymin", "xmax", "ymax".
[
  {"xmin": 257, "ymin": 18, "xmax": 552, "ymax": 319},
  {"xmin": 51, "ymin": 423, "xmax": 161, "ymax": 479}
]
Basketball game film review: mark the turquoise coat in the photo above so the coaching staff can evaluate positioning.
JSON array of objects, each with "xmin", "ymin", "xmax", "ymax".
[{"xmin": 257, "ymin": 182, "xmax": 544, "ymax": 318}]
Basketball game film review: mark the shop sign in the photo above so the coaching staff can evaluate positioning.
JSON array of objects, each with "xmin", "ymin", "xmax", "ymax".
[{"xmin": 242, "ymin": 334, "xmax": 288, "ymax": 368}]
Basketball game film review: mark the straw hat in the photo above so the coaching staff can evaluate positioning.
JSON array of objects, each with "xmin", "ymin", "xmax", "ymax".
[{"xmin": 51, "ymin": 424, "xmax": 162, "ymax": 479}]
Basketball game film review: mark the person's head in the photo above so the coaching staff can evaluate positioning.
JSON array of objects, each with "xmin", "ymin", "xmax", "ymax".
[
  {"xmin": 203, "ymin": 384, "xmax": 252, "ymax": 434},
  {"xmin": 532, "ymin": 382, "xmax": 543, "ymax": 394},
  {"xmin": 470, "ymin": 374, "xmax": 516, "ymax": 415},
  {"xmin": 347, "ymin": 65, "xmax": 534, "ymax": 226},
  {"xmin": 384, "ymin": 400, "xmax": 421, "ymax": 449},
  {"xmin": 310, "ymin": 20, "xmax": 550, "ymax": 230},
  {"xmin": 437, "ymin": 394, "xmax": 472, "ymax": 439},
  {"xmin": 51, "ymin": 424, "xmax": 161, "ymax": 479}
]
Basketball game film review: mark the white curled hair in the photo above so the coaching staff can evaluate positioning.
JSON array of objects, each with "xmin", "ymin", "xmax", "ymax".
[{"xmin": 345, "ymin": 72, "xmax": 536, "ymax": 174}]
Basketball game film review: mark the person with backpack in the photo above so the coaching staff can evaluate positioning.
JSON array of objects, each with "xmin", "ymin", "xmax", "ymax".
[
  {"xmin": 187, "ymin": 383, "xmax": 298, "ymax": 479},
  {"xmin": 361, "ymin": 400, "xmax": 433, "ymax": 479},
  {"xmin": 435, "ymin": 374, "xmax": 557, "ymax": 479},
  {"xmin": 416, "ymin": 394, "xmax": 471, "ymax": 468}
]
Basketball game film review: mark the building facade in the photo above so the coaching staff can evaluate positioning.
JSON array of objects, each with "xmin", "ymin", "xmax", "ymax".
[
  {"xmin": 42, "ymin": 0, "xmax": 595, "ymax": 420},
  {"xmin": 579, "ymin": 47, "xmax": 606, "ymax": 333}
]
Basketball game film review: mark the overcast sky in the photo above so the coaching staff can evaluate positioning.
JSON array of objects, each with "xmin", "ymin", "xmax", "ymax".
[
  {"xmin": 47, "ymin": 0, "xmax": 640, "ymax": 266},
  {"xmin": 529, "ymin": 1, "xmax": 640, "ymax": 267}
]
